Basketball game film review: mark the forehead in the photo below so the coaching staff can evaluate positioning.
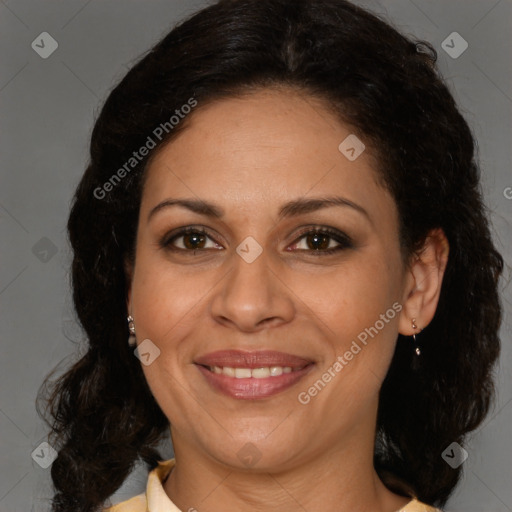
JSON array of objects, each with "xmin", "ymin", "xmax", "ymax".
[{"xmin": 140, "ymin": 88, "xmax": 394, "ymax": 225}]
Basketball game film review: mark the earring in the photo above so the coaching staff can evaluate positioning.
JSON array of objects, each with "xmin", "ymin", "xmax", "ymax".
[
  {"xmin": 127, "ymin": 315, "xmax": 137, "ymax": 347},
  {"xmin": 411, "ymin": 318, "xmax": 421, "ymax": 356}
]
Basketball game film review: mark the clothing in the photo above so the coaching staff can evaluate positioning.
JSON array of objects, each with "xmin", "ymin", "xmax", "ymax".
[{"xmin": 104, "ymin": 459, "xmax": 441, "ymax": 512}]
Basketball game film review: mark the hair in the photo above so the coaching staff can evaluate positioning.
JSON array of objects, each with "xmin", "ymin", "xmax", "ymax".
[{"xmin": 38, "ymin": 0, "xmax": 504, "ymax": 510}]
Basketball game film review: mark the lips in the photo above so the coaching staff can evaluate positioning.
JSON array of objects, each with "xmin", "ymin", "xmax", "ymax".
[
  {"xmin": 194, "ymin": 350, "xmax": 314, "ymax": 400},
  {"xmin": 195, "ymin": 350, "xmax": 312, "ymax": 369}
]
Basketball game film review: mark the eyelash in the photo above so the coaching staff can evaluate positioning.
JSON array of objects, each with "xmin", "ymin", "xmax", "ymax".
[{"xmin": 160, "ymin": 226, "xmax": 354, "ymax": 256}]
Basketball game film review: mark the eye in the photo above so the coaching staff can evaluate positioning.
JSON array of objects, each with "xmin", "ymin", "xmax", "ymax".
[
  {"xmin": 288, "ymin": 227, "xmax": 353, "ymax": 255},
  {"xmin": 160, "ymin": 226, "xmax": 353, "ymax": 255},
  {"xmin": 160, "ymin": 227, "xmax": 222, "ymax": 252}
]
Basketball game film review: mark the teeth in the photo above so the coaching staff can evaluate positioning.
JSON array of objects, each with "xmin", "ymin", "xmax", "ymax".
[
  {"xmin": 222, "ymin": 366, "xmax": 235, "ymax": 377},
  {"xmin": 211, "ymin": 366, "xmax": 295, "ymax": 378},
  {"xmin": 252, "ymin": 367, "xmax": 270, "ymax": 378},
  {"xmin": 234, "ymin": 368, "xmax": 252, "ymax": 379},
  {"xmin": 270, "ymin": 366, "xmax": 282, "ymax": 376}
]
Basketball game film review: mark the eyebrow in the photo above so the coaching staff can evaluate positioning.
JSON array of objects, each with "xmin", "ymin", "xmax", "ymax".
[{"xmin": 147, "ymin": 196, "xmax": 370, "ymax": 223}]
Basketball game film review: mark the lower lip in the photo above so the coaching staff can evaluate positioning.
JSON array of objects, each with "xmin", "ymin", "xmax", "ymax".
[{"xmin": 196, "ymin": 364, "xmax": 314, "ymax": 400}]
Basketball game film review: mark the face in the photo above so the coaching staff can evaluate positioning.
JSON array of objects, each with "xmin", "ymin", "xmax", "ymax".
[{"xmin": 127, "ymin": 88, "xmax": 412, "ymax": 471}]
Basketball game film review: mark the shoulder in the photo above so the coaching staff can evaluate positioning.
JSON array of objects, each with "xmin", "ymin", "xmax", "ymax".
[
  {"xmin": 400, "ymin": 498, "xmax": 443, "ymax": 512},
  {"xmin": 104, "ymin": 459, "xmax": 177, "ymax": 512},
  {"xmin": 104, "ymin": 493, "xmax": 147, "ymax": 512}
]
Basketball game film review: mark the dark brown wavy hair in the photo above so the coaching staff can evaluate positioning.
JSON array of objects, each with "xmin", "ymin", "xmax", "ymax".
[{"xmin": 38, "ymin": 0, "xmax": 504, "ymax": 510}]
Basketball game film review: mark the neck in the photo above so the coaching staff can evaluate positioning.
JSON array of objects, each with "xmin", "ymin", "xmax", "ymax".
[{"xmin": 163, "ymin": 413, "xmax": 411, "ymax": 512}]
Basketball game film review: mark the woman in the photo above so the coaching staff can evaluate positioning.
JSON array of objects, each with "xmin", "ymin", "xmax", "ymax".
[{"xmin": 41, "ymin": 0, "xmax": 504, "ymax": 511}]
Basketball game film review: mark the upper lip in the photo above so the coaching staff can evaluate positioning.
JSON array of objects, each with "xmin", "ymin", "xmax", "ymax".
[{"xmin": 194, "ymin": 350, "xmax": 313, "ymax": 369}]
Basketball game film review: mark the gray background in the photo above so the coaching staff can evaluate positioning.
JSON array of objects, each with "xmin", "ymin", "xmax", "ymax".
[{"xmin": 1, "ymin": 0, "xmax": 511, "ymax": 511}]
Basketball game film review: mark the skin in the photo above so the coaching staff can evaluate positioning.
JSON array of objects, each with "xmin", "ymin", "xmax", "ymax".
[{"xmin": 126, "ymin": 87, "xmax": 449, "ymax": 512}]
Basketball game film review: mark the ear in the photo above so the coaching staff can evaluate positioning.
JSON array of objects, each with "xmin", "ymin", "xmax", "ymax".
[{"xmin": 398, "ymin": 228, "xmax": 449, "ymax": 335}]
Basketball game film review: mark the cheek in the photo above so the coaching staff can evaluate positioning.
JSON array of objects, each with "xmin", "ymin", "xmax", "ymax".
[
  {"xmin": 292, "ymin": 254, "xmax": 403, "ymax": 398},
  {"xmin": 129, "ymin": 251, "xmax": 209, "ymax": 406},
  {"xmin": 130, "ymin": 248, "xmax": 210, "ymax": 342},
  {"xmin": 291, "ymin": 255, "xmax": 401, "ymax": 337},
  {"xmin": 130, "ymin": 258, "xmax": 201, "ymax": 423}
]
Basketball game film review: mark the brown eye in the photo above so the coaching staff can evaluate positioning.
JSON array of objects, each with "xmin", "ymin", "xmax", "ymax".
[
  {"xmin": 305, "ymin": 232, "xmax": 331, "ymax": 251},
  {"xmin": 290, "ymin": 228, "xmax": 353, "ymax": 254},
  {"xmin": 182, "ymin": 232, "xmax": 207, "ymax": 250},
  {"xmin": 161, "ymin": 228, "xmax": 222, "ymax": 252}
]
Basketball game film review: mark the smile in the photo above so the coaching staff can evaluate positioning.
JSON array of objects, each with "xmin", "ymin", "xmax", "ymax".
[
  {"xmin": 194, "ymin": 350, "xmax": 314, "ymax": 399},
  {"xmin": 207, "ymin": 365, "xmax": 298, "ymax": 378}
]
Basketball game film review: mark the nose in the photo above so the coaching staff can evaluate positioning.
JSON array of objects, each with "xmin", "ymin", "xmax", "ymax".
[{"xmin": 209, "ymin": 245, "xmax": 295, "ymax": 333}]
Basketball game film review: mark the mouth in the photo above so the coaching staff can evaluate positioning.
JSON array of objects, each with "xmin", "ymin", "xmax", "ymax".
[{"xmin": 194, "ymin": 350, "xmax": 315, "ymax": 400}]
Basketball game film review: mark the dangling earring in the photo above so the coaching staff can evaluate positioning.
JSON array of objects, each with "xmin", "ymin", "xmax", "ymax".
[
  {"xmin": 127, "ymin": 315, "xmax": 137, "ymax": 347},
  {"xmin": 411, "ymin": 318, "xmax": 421, "ymax": 356}
]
